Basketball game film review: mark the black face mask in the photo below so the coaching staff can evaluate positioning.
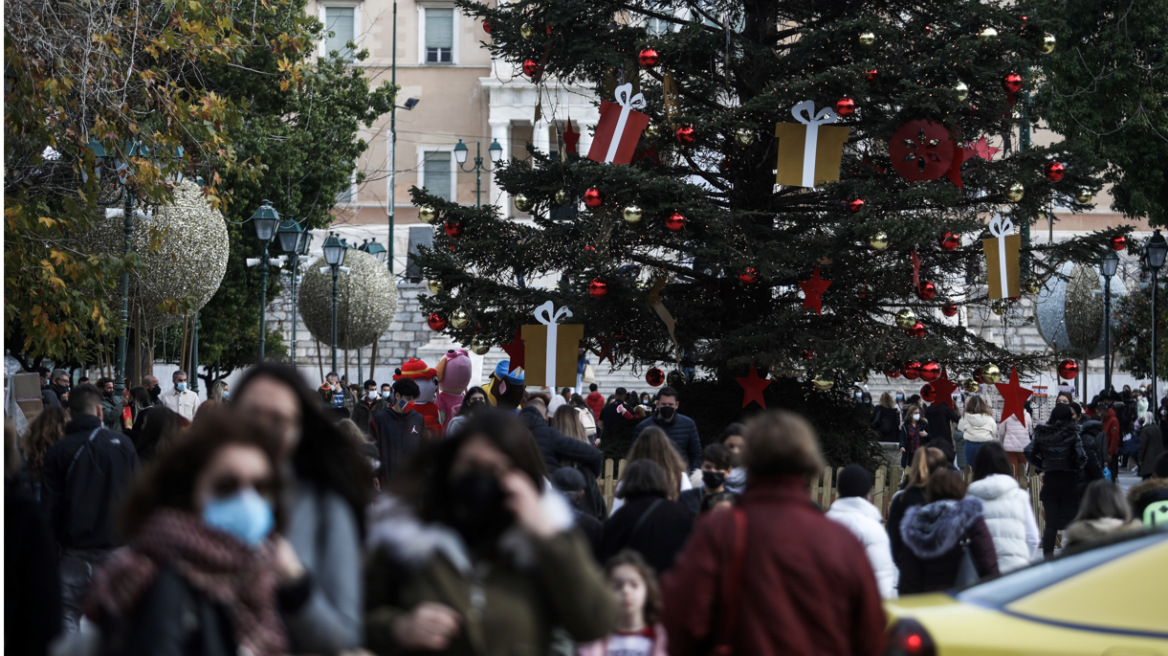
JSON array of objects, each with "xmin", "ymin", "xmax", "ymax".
[
  {"xmin": 103, "ymin": 391, "xmax": 114, "ymax": 398},
  {"xmin": 658, "ymin": 406, "xmax": 677, "ymax": 421},
  {"xmin": 150, "ymin": 385, "xmax": 161, "ymax": 397},
  {"xmin": 450, "ymin": 470, "xmax": 513, "ymax": 546},
  {"xmin": 702, "ymin": 470, "xmax": 726, "ymax": 490}
]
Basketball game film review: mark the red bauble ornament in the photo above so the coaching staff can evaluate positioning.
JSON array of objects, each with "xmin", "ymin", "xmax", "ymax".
[
  {"xmin": 1045, "ymin": 161, "xmax": 1065, "ymax": 182},
  {"xmin": 1111, "ymin": 235, "xmax": 1127, "ymax": 251},
  {"xmin": 885, "ymin": 368, "xmax": 901, "ymax": 379},
  {"xmin": 665, "ymin": 211, "xmax": 686, "ymax": 232},
  {"xmin": 427, "ymin": 313, "xmax": 448, "ymax": 332},
  {"xmin": 942, "ymin": 303, "xmax": 958, "ymax": 317},
  {"xmin": 902, "ymin": 361, "xmax": 922, "ymax": 380},
  {"xmin": 638, "ymin": 48, "xmax": 659, "ymax": 68},
  {"xmin": 1003, "ymin": 72, "xmax": 1023, "ymax": 94},
  {"xmin": 920, "ymin": 361, "xmax": 942, "ymax": 382},
  {"xmin": 802, "ymin": 349, "xmax": 815, "ymax": 361},
  {"xmin": 482, "ymin": 20, "xmax": 491, "ymax": 33},
  {"xmin": 909, "ymin": 321, "xmax": 927, "ymax": 338},
  {"xmin": 546, "ymin": 25, "xmax": 553, "ymax": 34},
  {"xmin": 920, "ymin": 383, "xmax": 937, "ymax": 403},
  {"xmin": 584, "ymin": 187, "xmax": 604, "ymax": 208},
  {"xmin": 444, "ymin": 221, "xmax": 463, "ymax": 238},
  {"xmin": 835, "ymin": 97, "xmax": 856, "ymax": 117},
  {"xmin": 917, "ymin": 280, "xmax": 937, "ymax": 301},
  {"xmin": 646, "ymin": 367, "xmax": 665, "ymax": 387},
  {"xmin": 865, "ymin": 69, "xmax": 879, "ymax": 82},
  {"xmin": 738, "ymin": 267, "xmax": 759, "ymax": 284},
  {"xmin": 522, "ymin": 59, "xmax": 540, "ymax": 77},
  {"xmin": 889, "ymin": 120, "xmax": 956, "ymax": 182},
  {"xmin": 940, "ymin": 232, "xmax": 960, "ymax": 251},
  {"xmin": 675, "ymin": 125, "xmax": 696, "ymax": 145},
  {"xmin": 848, "ymin": 199, "xmax": 865, "ymax": 213},
  {"xmin": 1057, "ymin": 359, "xmax": 1079, "ymax": 380},
  {"xmin": 589, "ymin": 278, "xmax": 609, "ymax": 298}
]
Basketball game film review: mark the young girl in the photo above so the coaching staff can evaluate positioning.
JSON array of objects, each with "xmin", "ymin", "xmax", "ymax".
[{"xmin": 577, "ymin": 550, "xmax": 669, "ymax": 656}]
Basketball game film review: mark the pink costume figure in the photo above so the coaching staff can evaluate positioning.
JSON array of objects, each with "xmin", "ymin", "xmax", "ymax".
[{"xmin": 435, "ymin": 348, "xmax": 473, "ymax": 428}]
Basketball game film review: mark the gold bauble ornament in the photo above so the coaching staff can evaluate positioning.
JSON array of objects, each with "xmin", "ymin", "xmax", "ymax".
[
  {"xmin": 869, "ymin": 230, "xmax": 890, "ymax": 251},
  {"xmin": 963, "ymin": 378, "xmax": 981, "ymax": 393},
  {"xmin": 451, "ymin": 307, "xmax": 471, "ymax": 329},
  {"xmin": 470, "ymin": 339, "xmax": 491, "ymax": 355},
  {"xmin": 991, "ymin": 299, "xmax": 1009, "ymax": 316},
  {"xmin": 623, "ymin": 205, "xmax": 643, "ymax": 223},
  {"xmin": 644, "ymin": 122, "xmax": 660, "ymax": 139},
  {"xmin": 978, "ymin": 26, "xmax": 999, "ymax": 42},
  {"xmin": 953, "ymin": 81, "xmax": 970, "ymax": 102},
  {"xmin": 554, "ymin": 189, "xmax": 572, "ymax": 205},
  {"xmin": 812, "ymin": 374, "xmax": 835, "ymax": 391},
  {"xmin": 419, "ymin": 205, "xmax": 438, "ymax": 224},
  {"xmin": 427, "ymin": 279, "xmax": 443, "ymax": 294},
  {"xmin": 1076, "ymin": 188, "xmax": 1094, "ymax": 204},
  {"xmin": 1006, "ymin": 182, "xmax": 1025, "ymax": 202},
  {"xmin": 514, "ymin": 193, "xmax": 533, "ymax": 212},
  {"xmin": 520, "ymin": 22, "xmax": 534, "ymax": 39},
  {"xmin": 1025, "ymin": 279, "xmax": 1041, "ymax": 295},
  {"xmin": 896, "ymin": 308, "xmax": 917, "ymax": 330},
  {"xmin": 735, "ymin": 128, "xmax": 755, "ymax": 146},
  {"xmin": 667, "ymin": 369, "xmax": 687, "ymax": 388},
  {"xmin": 980, "ymin": 364, "xmax": 1001, "ymax": 384},
  {"xmin": 1039, "ymin": 32, "xmax": 1056, "ymax": 55},
  {"xmin": 858, "ymin": 31, "xmax": 876, "ymax": 47}
]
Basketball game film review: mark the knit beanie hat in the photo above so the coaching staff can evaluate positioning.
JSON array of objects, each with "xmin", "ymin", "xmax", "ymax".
[{"xmin": 836, "ymin": 464, "xmax": 872, "ymax": 498}]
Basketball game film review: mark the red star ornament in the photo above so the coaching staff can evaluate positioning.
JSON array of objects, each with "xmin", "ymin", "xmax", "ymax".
[
  {"xmin": 501, "ymin": 329, "xmax": 526, "ymax": 373},
  {"xmin": 595, "ymin": 336, "xmax": 615, "ymax": 365},
  {"xmin": 969, "ymin": 136, "xmax": 1001, "ymax": 161},
  {"xmin": 736, "ymin": 364, "xmax": 772, "ymax": 409},
  {"xmin": 562, "ymin": 118, "xmax": 580, "ymax": 155},
  {"xmin": 945, "ymin": 145, "xmax": 975, "ymax": 189},
  {"xmin": 799, "ymin": 267, "xmax": 832, "ymax": 315},
  {"xmin": 930, "ymin": 369, "xmax": 959, "ymax": 411},
  {"xmin": 995, "ymin": 366, "xmax": 1033, "ymax": 427}
]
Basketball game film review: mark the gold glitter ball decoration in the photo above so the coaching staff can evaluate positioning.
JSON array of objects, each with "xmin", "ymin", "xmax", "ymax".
[
  {"xmin": 1039, "ymin": 33, "xmax": 1056, "ymax": 54},
  {"xmin": 299, "ymin": 249, "xmax": 398, "ymax": 349},
  {"xmin": 991, "ymin": 299, "xmax": 1009, "ymax": 315},
  {"xmin": 1025, "ymin": 279, "xmax": 1041, "ymax": 295},
  {"xmin": 963, "ymin": 377, "xmax": 981, "ymax": 393},
  {"xmin": 428, "ymin": 279, "xmax": 444, "ymax": 294},
  {"xmin": 514, "ymin": 193, "xmax": 533, "ymax": 212},
  {"xmin": 812, "ymin": 374, "xmax": 835, "ymax": 391},
  {"xmin": 858, "ymin": 31, "xmax": 876, "ymax": 47},
  {"xmin": 644, "ymin": 122, "xmax": 660, "ymax": 139},
  {"xmin": 980, "ymin": 364, "xmax": 1001, "ymax": 384},
  {"xmin": 76, "ymin": 179, "xmax": 229, "ymax": 328},
  {"xmin": 554, "ymin": 189, "xmax": 572, "ymax": 205},
  {"xmin": 623, "ymin": 205, "xmax": 643, "ymax": 224},
  {"xmin": 953, "ymin": 81, "xmax": 969, "ymax": 102},
  {"xmin": 735, "ymin": 128, "xmax": 755, "ymax": 146},
  {"xmin": 978, "ymin": 26, "xmax": 998, "ymax": 42},
  {"xmin": 1076, "ymin": 188, "xmax": 1094, "ymax": 204},
  {"xmin": 1005, "ymin": 182, "xmax": 1024, "ymax": 202},
  {"xmin": 667, "ymin": 369, "xmax": 687, "ymax": 387},
  {"xmin": 419, "ymin": 205, "xmax": 438, "ymax": 224},
  {"xmin": 895, "ymin": 308, "xmax": 917, "ymax": 330},
  {"xmin": 520, "ymin": 22, "xmax": 534, "ymax": 39},
  {"xmin": 451, "ymin": 307, "xmax": 471, "ymax": 329},
  {"xmin": 470, "ymin": 339, "xmax": 491, "ymax": 355},
  {"xmin": 869, "ymin": 230, "xmax": 890, "ymax": 251}
]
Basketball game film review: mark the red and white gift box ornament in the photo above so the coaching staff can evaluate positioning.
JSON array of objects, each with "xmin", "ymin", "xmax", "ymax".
[{"xmin": 587, "ymin": 83, "xmax": 651, "ymax": 165}]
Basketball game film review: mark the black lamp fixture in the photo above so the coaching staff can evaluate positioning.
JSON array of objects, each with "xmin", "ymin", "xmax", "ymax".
[
  {"xmin": 277, "ymin": 217, "xmax": 311, "ymax": 255},
  {"xmin": 251, "ymin": 200, "xmax": 281, "ymax": 243},
  {"xmin": 1145, "ymin": 229, "xmax": 1167, "ymax": 409},
  {"xmin": 360, "ymin": 238, "xmax": 388, "ymax": 263},
  {"xmin": 323, "ymin": 231, "xmax": 347, "ymax": 267}
]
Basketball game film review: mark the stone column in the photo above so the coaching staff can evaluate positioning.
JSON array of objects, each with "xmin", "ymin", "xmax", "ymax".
[{"xmin": 489, "ymin": 119, "xmax": 511, "ymax": 215}]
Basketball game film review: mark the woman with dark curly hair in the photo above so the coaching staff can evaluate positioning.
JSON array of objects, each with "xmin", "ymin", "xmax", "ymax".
[{"xmin": 19, "ymin": 405, "xmax": 67, "ymax": 501}]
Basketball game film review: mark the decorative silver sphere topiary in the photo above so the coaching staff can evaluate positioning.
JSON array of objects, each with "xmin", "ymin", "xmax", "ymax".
[
  {"xmin": 299, "ymin": 248, "xmax": 398, "ymax": 349},
  {"xmin": 1036, "ymin": 261, "xmax": 1127, "ymax": 359}
]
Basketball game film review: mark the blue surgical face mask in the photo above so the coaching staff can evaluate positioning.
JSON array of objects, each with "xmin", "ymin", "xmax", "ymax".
[
  {"xmin": 176, "ymin": 382, "xmax": 187, "ymax": 392},
  {"xmin": 221, "ymin": 391, "xmax": 229, "ymax": 399},
  {"xmin": 896, "ymin": 394, "xmax": 904, "ymax": 401},
  {"xmin": 203, "ymin": 489, "xmax": 274, "ymax": 547}
]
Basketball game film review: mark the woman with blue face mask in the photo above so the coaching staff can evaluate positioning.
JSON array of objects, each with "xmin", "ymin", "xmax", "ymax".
[{"xmin": 84, "ymin": 409, "xmax": 292, "ymax": 655}]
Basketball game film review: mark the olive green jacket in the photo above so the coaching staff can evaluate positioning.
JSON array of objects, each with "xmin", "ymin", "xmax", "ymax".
[{"xmin": 364, "ymin": 496, "xmax": 617, "ymax": 656}]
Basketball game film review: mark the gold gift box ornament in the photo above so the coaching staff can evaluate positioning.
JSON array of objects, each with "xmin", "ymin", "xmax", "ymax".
[
  {"xmin": 983, "ymin": 214, "xmax": 1021, "ymax": 299},
  {"xmin": 521, "ymin": 301, "xmax": 585, "ymax": 389},
  {"xmin": 774, "ymin": 100, "xmax": 851, "ymax": 189}
]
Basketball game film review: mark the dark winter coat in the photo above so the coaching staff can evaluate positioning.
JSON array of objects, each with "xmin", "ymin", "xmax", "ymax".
[
  {"xmin": 660, "ymin": 476, "xmax": 886, "ymax": 656},
  {"xmin": 601, "ymin": 493, "xmax": 694, "ymax": 575},
  {"xmin": 898, "ymin": 497, "xmax": 999, "ymax": 594},
  {"xmin": 1026, "ymin": 420, "xmax": 1088, "ymax": 502},
  {"xmin": 633, "ymin": 414, "xmax": 703, "ymax": 471},
  {"xmin": 886, "ymin": 486, "xmax": 928, "ymax": 567},
  {"xmin": 1127, "ymin": 478, "xmax": 1168, "ymax": 525},
  {"xmin": 370, "ymin": 407, "xmax": 425, "ymax": 483},
  {"xmin": 1138, "ymin": 423, "xmax": 1165, "ymax": 471},
  {"xmin": 1102, "ymin": 408, "xmax": 1121, "ymax": 457},
  {"xmin": 41, "ymin": 414, "xmax": 140, "ymax": 550},
  {"xmin": 104, "ymin": 564, "xmax": 240, "ymax": 656},
  {"xmin": 519, "ymin": 406, "xmax": 603, "ymax": 478},
  {"xmin": 898, "ymin": 420, "xmax": 930, "ymax": 457},
  {"xmin": 924, "ymin": 404, "xmax": 960, "ymax": 444},
  {"xmin": 5, "ymin": 479, "xmax": 61, "ymax": 656},
  {"xmin": 351, "ymin": 398, "xmax": 387, "ymax": 436},
  {"xmin": 101, "ymin": 394, "xmax": 125, "ymax": 431},
  {"xmin": 1079, "ymin": 419, "xmax": 1107, "ymax": 480},
  {"xmin": 678, "ymin": 487, "xmax": 706, "ymax": 514},
  {"xmin": 871, "ymin": 406, "xmax": 901, "ymax": 443}
]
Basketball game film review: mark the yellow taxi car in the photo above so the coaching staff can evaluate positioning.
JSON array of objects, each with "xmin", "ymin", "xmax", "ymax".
[{"xmin": 883, "ymin": 529, "xmax": 1168, "ymax": 655}]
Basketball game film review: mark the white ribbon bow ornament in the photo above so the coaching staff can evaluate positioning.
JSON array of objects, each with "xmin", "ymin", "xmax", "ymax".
[
  {"xmin": 603, "ymin": 83, "xmax": 647, "ymax": 164},
  {"xmin": 533, "ymin": 301, "xmax": 573, "ymax": 388},
  {"xmin": 791, "ymin": 100, "xmax": 840, "ymax": 188},
  {"xmin": 988, "ymin": 213, "xmax": 1015, "ymax": 299}
]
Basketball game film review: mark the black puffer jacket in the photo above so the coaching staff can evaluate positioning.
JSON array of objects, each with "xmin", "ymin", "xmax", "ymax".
[
  {"xmin": 519, "ymin": 406, "xmax": 604, "ymax": 478},
  {"xmin": 1079, "ymin": 420, "xmax": 1107, "ymax": 476},
  {"xmin": 1025, "ymin": 420, "xmax": 1087, "ymax": 474}
]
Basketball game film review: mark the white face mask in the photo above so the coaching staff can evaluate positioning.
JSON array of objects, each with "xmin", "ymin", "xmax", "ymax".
[
  {"xmin": 367, "ymin": 391, "xmax": 379, "ymax": 400},
  {"xmin": 912, "ymin": 413, "xmax": 921, "ymax": 422}
]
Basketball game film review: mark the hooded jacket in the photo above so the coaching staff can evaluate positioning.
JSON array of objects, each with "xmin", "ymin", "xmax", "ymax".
[
  {"xmin": 965, "ymin": 475, "xmax": 1040, "ymax": 572},
  {"xmin": 519, "ymin": 406, "xmax": 603, "ymax": 478},
  {"xmin": 957, "ymin": 413, "xmax": 997, "ymax": 443},
  {"xmin": 1138, "ymin": 423, "xmax": 1165, "ymax": 471},
  {"xmin": 826, "ymin": 497, "xmax": 898, "ymax": 598},
  {"xmin": 1127, "ymin": 478, "xmax": 1168, "ymax": 525},
  {"xmin": 998, "ymin": 414, "xmax": 1031, "ymax": 453},
  {"xmin": 1024, "ymin": 421, "xmax": 1087, "ymax": 475},
  {"xmin": 1102, "ymin": 408, "xmax": 1121, "ymax": 456},
  {"xmin": 1078, "ymin": 419, "xmax": 1107, "ymax": 479},
  {"xmin": 1063, "ymin": 517, "xmax": 1142, "ymax": 548},
  {"xmin": 898, "ymin": 497, "xmax": 999, "ymax": 594}
]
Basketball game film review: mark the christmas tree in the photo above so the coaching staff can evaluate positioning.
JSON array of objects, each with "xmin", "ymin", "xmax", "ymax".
[{"xmin": 412, "ymin": 0, "xmax": 1129, "ymax": 458}]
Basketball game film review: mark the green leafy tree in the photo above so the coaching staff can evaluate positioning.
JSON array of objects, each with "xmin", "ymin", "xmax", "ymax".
[{"xmin": 412, "ymin": 0, "xmax": 1124, "ymax": 460}]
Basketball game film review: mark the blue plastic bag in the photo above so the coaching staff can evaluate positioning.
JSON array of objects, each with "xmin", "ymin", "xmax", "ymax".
[{"xmin": 1103, "ymin": 466, "xmax": 1113, "ymax": 482}]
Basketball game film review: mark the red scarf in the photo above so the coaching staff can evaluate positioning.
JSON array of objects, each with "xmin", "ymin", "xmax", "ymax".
[{"xmin": 85, "ymin": 509, "xmax": 287, "ymax": 656}]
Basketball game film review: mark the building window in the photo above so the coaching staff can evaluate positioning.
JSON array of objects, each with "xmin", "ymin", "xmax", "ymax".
[
  {"xmin": 425, "ymin": 8, "xmax": 454, "ymax": 63},
  {"xmin": 337, "ymin": 170, "xmax": 356, "ymax": 203},
  {"xmin": 324, "ymin": 6, "xmax": 356, "ymax": 61},
  {"xmin": 645, "ymin": 17, "xmax": 673, "ymax": 35},
  {"xmin": 421, "ymin": 151, "xmax": 453, "ymax": 201}
]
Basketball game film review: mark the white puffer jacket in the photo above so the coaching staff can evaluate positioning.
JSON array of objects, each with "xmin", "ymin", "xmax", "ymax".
[
  {"xmin": 966, "ymin": 474, "xmax": 1040, "ymax": 572},
  {"xmin": 958, "ymin": 413, "xmax": 998, "ymax": 443},
  {"xmin": 998, "ymin": 413, "xmax": 1032, "ymax": 452},
  {"xmin": 826, "ymin": 497, "xmax": 898, "ymax": 598}
]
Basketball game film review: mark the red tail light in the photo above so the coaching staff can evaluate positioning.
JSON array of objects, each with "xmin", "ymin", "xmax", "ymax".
[{"xmin": 885, "ymin": 618, "xmax": 936, "ymax": 656}]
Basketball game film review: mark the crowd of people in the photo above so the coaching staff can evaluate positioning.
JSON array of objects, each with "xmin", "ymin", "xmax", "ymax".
[{"xmin": 5, "ymin": 363, "xmax": 1167, "ymax": 656}]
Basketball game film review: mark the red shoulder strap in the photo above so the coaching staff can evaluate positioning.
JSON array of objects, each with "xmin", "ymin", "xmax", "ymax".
[{"xmin": 712, "ymin": 507, "xmax": 748, "ymax": 656}]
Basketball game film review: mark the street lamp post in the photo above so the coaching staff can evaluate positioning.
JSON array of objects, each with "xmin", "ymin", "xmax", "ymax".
[
  {"xmin": 248, "ymin": 201, "xmax": 282, "ymax": 362},
  {"xmin": 277, "ymin": 217, "xmax": 313, "ymax": 366},
  {"xmin": 322, "ymin": 232, "xmax": 348, "ymax": 372},
  {"xmin": 1146, "ymin": 230, "xmax": 1168, "ymax": 408},
  {"xmin": 1102, "ymin": 251, "xmax": 1119, "ymax": 395},
  {"xmin": 453, "ymin": 139, "xmax": 504, "ymax": 208}
]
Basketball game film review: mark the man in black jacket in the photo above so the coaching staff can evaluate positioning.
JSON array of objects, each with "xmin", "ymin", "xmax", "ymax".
[
  {"xmin": 632, "ymin": 387, "xmax": 703, "ymax": 471},
  {"xmin": 519, "ymin": 399, "xmax": 603, "ymax": 478},
  {"xmin": 923, "ymin": 399, "xmax": 960, "ymax": 446},
  {"xmin": 40, "ymin": 384, "xmax": 140, "ymax": 633},
  {"xmin": 371, "ymin": 377, "xmax": 426, "ymax": 484}
]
